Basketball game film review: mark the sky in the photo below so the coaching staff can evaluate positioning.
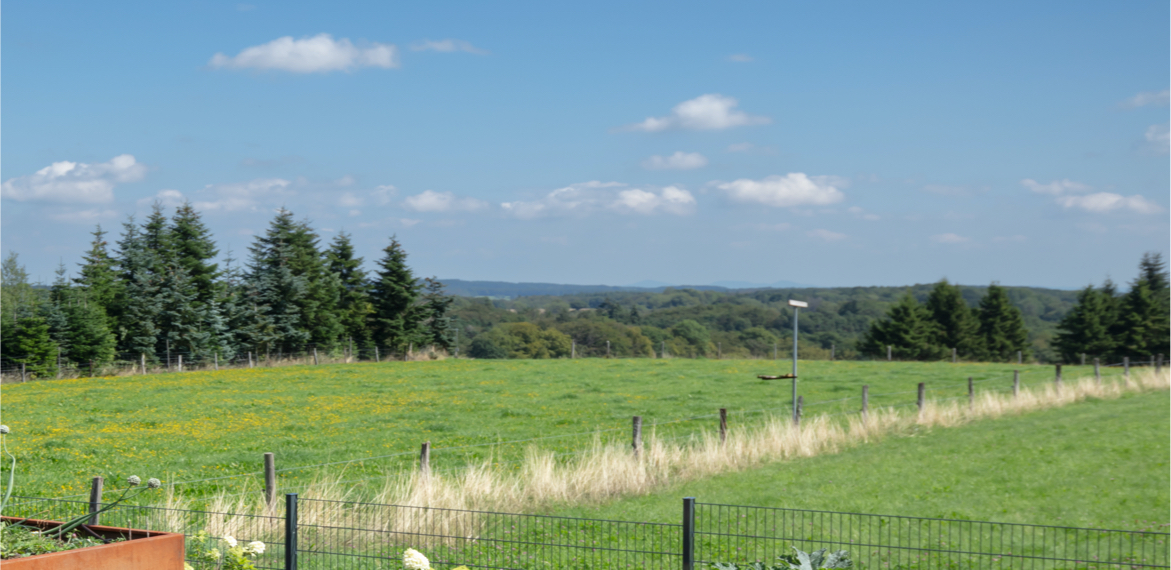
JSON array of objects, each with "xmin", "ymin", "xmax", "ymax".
[{"xmin": 2, "ymin": 1, "xmax": 1168, "ymax": 289}]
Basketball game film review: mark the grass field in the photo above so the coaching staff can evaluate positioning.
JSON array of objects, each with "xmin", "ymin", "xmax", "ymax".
[
  {"xmin": 552, "ymin": 389, "xmax": 1170, "ymax": 531},
  {"xmin": 0, "ymin": 358, "xmax": 1142, "ymax": 501}
]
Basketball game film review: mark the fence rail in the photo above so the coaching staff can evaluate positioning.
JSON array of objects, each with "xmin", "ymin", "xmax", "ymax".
[{"xmin": 4, "ymin": 495, "xmax": 1166, "ymax": 570}]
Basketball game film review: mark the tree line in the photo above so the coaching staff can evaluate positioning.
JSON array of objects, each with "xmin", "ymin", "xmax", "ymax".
[{"xmin": 0, "ymin": 204, "xmax": 452, "ymax": 378}]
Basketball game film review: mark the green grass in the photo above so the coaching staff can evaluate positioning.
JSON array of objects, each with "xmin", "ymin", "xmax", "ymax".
[
  {"xmin": 552, "ymin": 390, "xmax": 1170, "ymax": 532},
  {"xmin": 0, "ymin": 358, "xmax": 1139, "ymax": 501}
]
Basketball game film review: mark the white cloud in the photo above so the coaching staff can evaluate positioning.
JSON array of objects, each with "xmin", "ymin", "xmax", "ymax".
[
  {"xmin": 371, "ymin": 185, "xmax": 397, "ymax": 205},
  {"xmin": 410, "ymin": 39, "xmax": 488, "ymax": 55},
  {"xmin": 807, "ymin": 229, "xmax": 847, "ymax": 242},
  {"xmin": 1144, "ymin": 122, "xmax": 1169, "ymax": 154},
  {"xmin": 403, "ymin": 190, "xmax": 488, "ymax": 212},
  {"xmin": 610, "ymin": 186, "xmax": 696, "ymax": 215},
  {"xmin": 727, "ymin": 54, "xmax": 753, "ymax": 62},
  {"xmin": 49, "ymin": 209, "xmax": 120, "ymax": 223},
  {"xmin": 642, "ymin": 151, "xmax": 708, "ymax": 170},
  {"xmin": 1021, "ymin": 178, "xmax": 1091, "ymax": 196},
  {"xmin": 717, "ymin": 173, "xmax": 846, "ymax": 208},
  {"xmin": 334, "ymin": 175, "xmax": 356, "ymax": 187},
  {"xmin": 931, "ymin": 233, "xmax": 971, "ymax": 244},
  {"xmin": 625, "ymin": 94, "xmax": 770, "ymax": 132},
  {"xmin": 501, "ymin": 181, "xmax": 694, "ymax": 219},
  {"xmin": 338, "ymin": 191, "xmax": 363, "ymax": 208},
  {"xmin": 1, "ymin": 154, "xmax": 146, "ymax": 203},
  {"xmin": 193, "ymin": 178, "xmax": 292, "ymax": 212},
  {"xmin": 348, "ymin": 209, "xmax": 361, "ymax": 217},
  {"xmin": 1056, "ymin": 192, "xmax": 1162, "ymax": 214},
  {"xmin": 209, "ymin": 33, "xmax": 398, "ymax": 73},
  {"xmin": 137, "ymin": 189, "xmax": 187, "ymax": 209},
  {"xmin": 1122, "ymin": 89, "xmax": 1170, "ymax": 108}
]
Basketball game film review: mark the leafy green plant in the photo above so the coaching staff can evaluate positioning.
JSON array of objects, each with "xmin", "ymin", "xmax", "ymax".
[
  {"xmin": 712, "ymin": 547, "xmax": 853, "ymax": 570},
  {"xmin": 185, "ymin": 530, "xmax": 265, "ymax": 570}
]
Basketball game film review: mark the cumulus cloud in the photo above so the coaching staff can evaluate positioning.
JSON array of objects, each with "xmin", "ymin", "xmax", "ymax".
[
  {"xmin": 209, "ymin": 33, "xmax": 398, "ymax": 73},
  {"xmin": 931, "ymin": 233, "xmax": 971, "ymax": 244},
  {"xmin": 338, "ymin": 191, "xmax": 363, "ymax": 208},
  {"xmin": 193, "ymin": 178, "xmax": 293, "ymax": 212},
  {"xmin": 410, "ymin": 39, "xmax": 488, "ymax": 55},
  {"xmin": 1144, "ymin": 122, "xmax": 1169, "ymax": 154},
  {"xmin": 807, "ymin": 229, "xmax": 847, "ymax": 242},
  {"xmin": 1021, "ymin": 178, "xmax": 1091, "ymax": 196},
  {"xmin": 501, "ymin": 181, "xmax": 695, "ymax": 219},
  {"xmin": 1056, "ymin": 193, "xmax": 1161, "ymax": 214},
  {"xmin": 1021, "ymin": 177, "xmax": 1161, "ymax": 214},
  {"xmin": 137, "ymin": 189, "xmax": 187, "ymax": 209},
  {"xmin": 624, "ymin": 94, "xmax": 770, "ymax": 132},
  {"xmin": 1122, "ymin": 89, "xmax": 1170, "ymax": 108},
  {"xmin": 1, "ymin": 154, "xmax": 146, "ymax": 203},
  {"xmin": 371, "ymin": 185, "xmax": 397, "ymax": 205},
  {"xmin": 717, "ymin": 173, "xmax": 846, "ymax": 208},
  {"xmin": 642, "ymin": 151, "xmax": 708, "ymax": 170},
  {"xmin": 403, "ymin": 190, "xmax": 488, "ymax": 212},
  {"xmin": 727, "ymin": 54, "xmax": 753, "ymax": 62}
]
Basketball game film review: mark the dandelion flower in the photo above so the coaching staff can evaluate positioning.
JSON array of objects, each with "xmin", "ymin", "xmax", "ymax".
[
  {"xmin": 147, "ymin": 478, "xmax": 161, "ymax": 489},
  {"xmin": 224, "ymin": 535, "xmax": 237, "ymax": 548},
  {"xmin": 0, "ymin": 425, "xmax": 9, "ymax": 434},
  {"xmin": 403, "ymin": 548, "xmax": 431, "ymax": 570},
  {"xmin": 127, "ymin": 475, "xmax": 141, "ymax": 487},
  {"xmin": 246, "ymin": 541, "xmax": 266, "ymax": 555}
]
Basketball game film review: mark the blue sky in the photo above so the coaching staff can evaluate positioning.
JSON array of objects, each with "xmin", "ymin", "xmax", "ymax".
[{"xmin": 3, "ymin": 1, "xmax": 1168, "ymax": 289}]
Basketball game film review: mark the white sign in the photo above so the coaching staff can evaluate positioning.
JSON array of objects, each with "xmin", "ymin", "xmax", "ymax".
[{"xmin": 788, "ymin": 299, "xmax": 808, "ymax": 308}]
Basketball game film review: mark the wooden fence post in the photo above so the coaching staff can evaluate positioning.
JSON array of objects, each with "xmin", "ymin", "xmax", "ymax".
[
  {"xmin": 606, "ymin": 341, "xmax": 611, "ymax": 358},
  {"xmin": 1080, "ymin": 353, "xmax": 1086, "ymax": 366},
  {"xmin": 57, "ymin": 347, "xmax": 62, "ymax": 380},
  {"xmin": 861, "ymin": 385, "xmax": 869, "ymax": 421},
  {"xmin": 571, "ymin": 340, "xmax": 576, "ymax": 359},
  {"xmin": 831, "ymin": 343, "xmax": 835, "ymax": 361},
  {"xmin": 887, "ymin": 345, "xmax": 892, "ymax": 362},
  {"xmin": 348, "ymin": 337, "xmax": 354, "ymax": 362},
  {"xmin": 419, "ymin": 442, "xmax": 430, "ymax": 475},
  {"xmin": 717, "ymin": 342, "xmax": 721, "ymax": 360},
  {"xmin": 1055, "ymin": 364, "xmax": 1062, "ymax": 389},
  {"xmin": 795, "ymin": 396, "xmax": 803, "ymax": 426},
  {"xmin": 375, "ymin": 346, "xmax": 380, "ymax": 363},
  {"xmin": 952, "ymin": 348, "xmax": 957, "ymax": 364},
  {"xmin": 1017, "ymin": 351, "xmax": 1022, "ymax": 364},
  {"xmin": 214, "ymin": 352, "xmax": 219, "ymax": 371},
  {"xmin": 719, "ymin": 409, "xmax": 727, "ymax": 444},
  {"xmin": 968, "ymin": 376, "xmax": 974, "ymax": 409},
  {"xmin": 90, "ymin": 360, "xmax": 95, "ymax": 377},
  {"xmin": 661, "ymin": 340, "xmax": 666, "ymax": 359},
  {"xmin": 916, "ymin": 382, "xmax": 925, "ymax": 415},
  {"xmin": 631, "ymin": 416, "xmax": 642, "ymax": 458},
  {"xmin": 248, "ymin": 351, "xmax": 254, "ymax": 369},
  {"xmin": 178, "ymin": 354, "xmax": 183, "ymax": 373},
  {"xmin": 313, "ymin": 348, "xmax": 319, "ymax": 366},
  {"xmin": 1013, "ymin": 370, "xmax": 1020, "ymax": 398},
  {"xmin": 1094, "ymin": 358, "xmax": 1100, "ymax": 384},
  {"xmin": 88, "ymin": 476, "xmax": 104, "ymax": 525},
  {"xmin": 264, "ymin": 452, "xmax": 276, "ymax": 506},
  {"xmin": 1123, "ymin": 356, "xmax": 1129, "ymax": 385},
  {"xmin": 20, "ymin": 363, "xmax": 26, "ymax": 383},
  {"xmin": 141, "ymin": 353, "xmax": 146, "ymax": 375}
]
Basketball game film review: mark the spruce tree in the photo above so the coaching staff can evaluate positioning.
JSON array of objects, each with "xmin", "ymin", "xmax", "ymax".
[
  {"xmin": 111, "ymin": 218, "xmax": 163, "ymax": 360},
  {"xmin": 74, "ymin": 225, "xmax": 120, "ymax": 332},
  {"xmin": 1, "ymin": 251, "xmax": 39, "ymax": 325},
  {"xmin": 170, "ymin": 202, "xmax": 221, "ymax": 306},
  {"xmin": 8, "ymin": 316, "xmax": 59, "ymax": 378},
  {"xmin": 65, "ymin": 294, "xmax": 117, "ymax": 367},
  {"xmin": 244, "ymin": 241, "xmax": 310, "ymax": 354},
  {"xmin": 1137, "ymin": 252, "xmax": 1170, "ymax": 356},
  {"xmin": 860, "ymin": 292, "xmax": 943, "ymax": 360},
  {"xmin": 420, "ymin": 277, "xmax": 454, "ymax": 351},
  {"xmin": 975, "ymin": 284, "xmax": 1030, "ymax": 362},
  {"xmin": 1054, "ymin": 285, "xmax": 1114, "ymax": 362},
  {"xmin": 370, "ymin": 236, "xmax": 422, "ymax": 354},
  {"xmin": 1114, "ymin": 279, "xmax": 1160, "ymax": 359},
  {"xmin": 326, "ymin": 232, "xmax": 372, "ymax": 348},
  {"xmin": 924, "ymin": 279, "xmax": 979, "ymax": 358}
]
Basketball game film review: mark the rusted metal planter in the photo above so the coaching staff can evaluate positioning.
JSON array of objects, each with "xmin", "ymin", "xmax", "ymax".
[{"xmin": 1, "ymin": 517, "xmax": 185, "ymax": 569}]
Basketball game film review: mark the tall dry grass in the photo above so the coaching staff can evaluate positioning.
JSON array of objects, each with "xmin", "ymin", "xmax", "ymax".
[{"xmin": 158, "ymin": 370, "xmax": 1168, "ymax": 546}]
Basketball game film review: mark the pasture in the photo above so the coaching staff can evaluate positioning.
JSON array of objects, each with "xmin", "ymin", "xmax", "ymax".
[{"xmin": 0, "ymin": 358, "xmax": 1139, "ymax": 502}]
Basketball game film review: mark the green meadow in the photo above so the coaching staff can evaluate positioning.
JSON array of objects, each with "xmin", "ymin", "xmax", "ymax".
[{"xmin": 0, "ymin": 358, "xmax": 1137, "ymax": 501}]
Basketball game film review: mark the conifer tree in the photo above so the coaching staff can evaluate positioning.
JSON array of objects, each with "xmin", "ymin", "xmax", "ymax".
[
  {"xmin": 74, "ymin": 225, "xmax": 120, "ymax": 332},
  {"xmin": 111, "ymin": 219, "xmax": 164, "ymax": 360},
  {"xmin": 245, "ymin": 241, "xmax": 310, "ymax": 354},
  {"xmin": 924, "ymin": 279, "xmax": 979, "ymax": 357},
  {"xmin": 64, "ymin": 293, "xmax": 117, "ymax": 367},
  {"xmin": 1113, "ymin": 279, "xmax": 1161, "ymax": 358},
  {"xmin": 370, "ymin": 236, "xmax": 422, "ymax": 353},
  {"xmin": 8, "ymin": 316, "xmax": 59, "ymax": 378},
  {"xmin": 326, "ymin": 232, "xmax": 372, "ymax": 348},
  {"xmin": 420, "ymin": 277, "xmax": 454, "ymax": 351},
  {"xmin": 170, "ymin": 202, "xmax": 221, "ymax": 306},
  {"xmin": 975, "ymin": 284, "xmax": 1030, "ymax": 362},
  {"xmin": 1054, "ymin": 285, "xmax": 1114, "ymax": 362},
  {"xmin": 860, "ymin": 292, "xmax": 944, "ymax": 360}
]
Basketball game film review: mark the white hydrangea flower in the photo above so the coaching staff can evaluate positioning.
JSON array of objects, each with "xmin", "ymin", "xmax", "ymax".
[
  {"xmin": 147, "ymin": 478, "xmax": 161, "ymax": 489},
  {"xmin": 127, "ymin": 475, "xmax": 141, "ymax": 486},
  {"xmin": 403, "ymin": 548, "xmax": 431, "ymax": 570},
  {"xmin": 246, "ymin": 541, "xmax": 266, "ymax": 555},
  {"xmin": 224, "ymin": 535, "xmax": 237, "ymax": 548},
  {"xmin": 0, "ymin": 425, "xmax": 9, "ymax": 434}
]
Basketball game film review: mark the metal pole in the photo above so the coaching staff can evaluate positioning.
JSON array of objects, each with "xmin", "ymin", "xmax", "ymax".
[
  {"xmin": 682, "ymin": 497, "xmax": 696, "ymax": 570},
  {"xmin": 792, "ymin": 307, "xmax": 799, "ymax": 425},
  {"xmin": 285, "ymin": 493, "xmax": 298, "ymax": 570}
]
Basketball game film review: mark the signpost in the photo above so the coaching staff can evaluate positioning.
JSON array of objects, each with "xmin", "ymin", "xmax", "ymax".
[{"xmin": 789, "ymin": 299, "xmax": 808, "ymax": 425}]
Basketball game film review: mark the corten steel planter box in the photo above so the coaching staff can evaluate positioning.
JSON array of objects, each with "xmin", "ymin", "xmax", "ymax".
[{"xmin": 1, "ymin": 517, "xmax": 185, "ymax": 569}]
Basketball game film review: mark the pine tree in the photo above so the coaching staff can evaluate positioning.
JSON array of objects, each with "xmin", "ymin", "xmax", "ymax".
[
  {"xmin": 975, "ymin": 284, "xmax": 1030, "ymax": 362},
  {"xmin": 111, "ymin": 218, "xmax": 164, "ymax": 360},
  {"xmin": 1054, "ymin": 285, "xmax": 1114, "ymax": 362},
  {"xmin": 924, "ymin": 279, "xmax": 979, "ymax": 358},
  {"xmin": 1137, "ymin": 252, "xmax": 1170, "ymax": 356},
  {"xmin": 1113, "ymin": 279, "xmax": 1162, "ymax": 359},
  {"xmin": 8, "ymin": 316, "xmax": 59, "ymax": 378},
  {"xmin": 155, "ymin": 264, "xmax": 211, "ymax": 362},
  {"xmin": 170, "ymin": 202, "xmax": 221, "ymax": 306},
  {"xmin": 73, "ymin": 225, "xmax": 120, "ymax": 331},
  {"xmin": 326, "ymin": 232, "xmax": 372, "ymax": 348},
  {"xmin": 369, "ymin": 236, "xmax": 422, "ymax": 354},
  {"xmin": 244, "ymin": 241, "xmax": 310, "ymax": 354},
  {"xmin": 420, "ymin": 277, "xmax": 454, "ymax": 351},
  {"xmin": 65, "ymin": 294, "xmax": 117, "ymax": 367},
  {"xmin": 860, "ymin": 292, "xmax": 943, "ymax": 360}
]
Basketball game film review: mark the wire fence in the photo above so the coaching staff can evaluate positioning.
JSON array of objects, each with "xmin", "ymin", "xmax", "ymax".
[{"xmin": 5, "ymin": 495, "xmax": 1166, "ymax": 569}]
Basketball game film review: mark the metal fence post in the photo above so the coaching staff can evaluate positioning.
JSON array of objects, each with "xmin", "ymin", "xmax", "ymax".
[
  {"xmin": 682, "ymin": 497, "xmax": 695, "ymax": 570},
  {"xmin": 285, "ymin": 493, "xmax": 298, "ymax": 570},
  {"xmin": 88, "ymin": 476, "xmax": 103, "ymax": 525}
]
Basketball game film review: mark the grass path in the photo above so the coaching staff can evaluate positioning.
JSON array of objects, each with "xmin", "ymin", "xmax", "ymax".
[{"xmin": 551, "ymin": 389, "xmax": 1170, "ymax": 531}]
